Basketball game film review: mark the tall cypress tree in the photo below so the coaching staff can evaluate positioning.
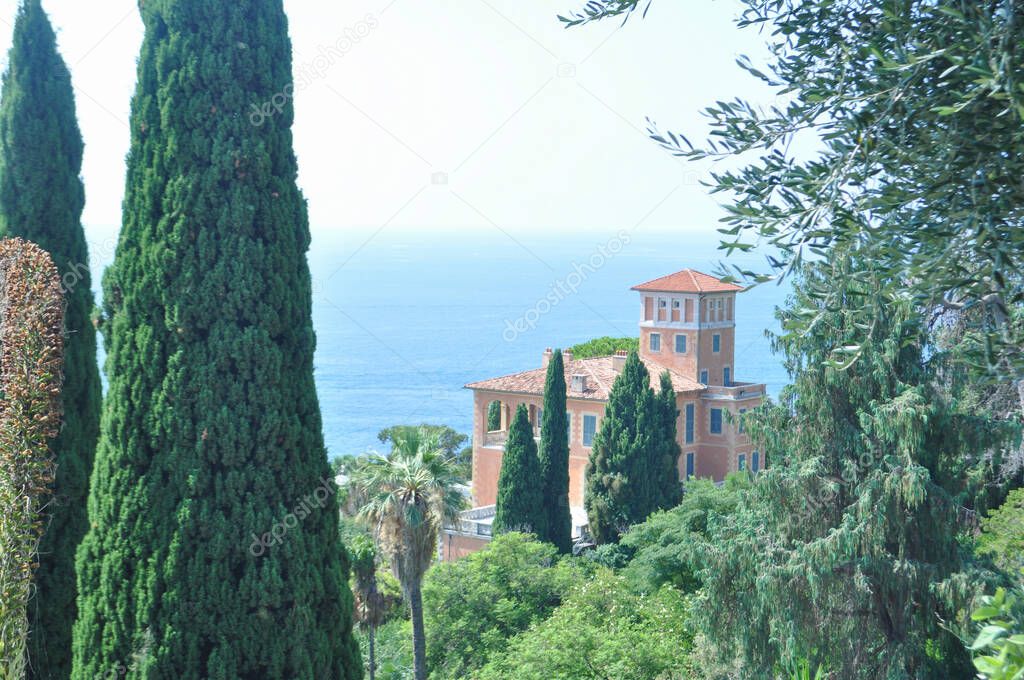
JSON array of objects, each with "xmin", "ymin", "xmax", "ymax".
[
  {"xmin": 493, "ymin": 405, "xmax": 546, "ymax": 536},
  {"xmin": 584, "ymin": 350, "xmax": 655, "ymax": 544},
  {"xmin": 0, "ymin": 3, "xmax": 101, "ymax": 677},
  {"xmin": 539, "ymin": 349, "xmax": 571, "ymax": 553},
  {"xmin": 72, "ymin": 2, "xmax": 361, "ymax": 677},
  {"xmin": 654, "ymin": 371, "xmax": 681, "ymax": 510}
]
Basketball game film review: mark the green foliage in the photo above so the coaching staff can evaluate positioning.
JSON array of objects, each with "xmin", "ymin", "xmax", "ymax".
[
  {"xmin": 494, "ymin": 405, "xmax": 546, "ymax": 536},
  {"xmin": 557, "ymin": 0, "xmax": 646, "ymax": 28},
  {"xmin": 652, "ymin": 371, "xmax": 682, "ymax": 510},
  {"xmin": 356, "ymin": 428, "xmax": 465, "ymax": 680},
  {"xmin": 0, "ymin": 240, "xmax": 64, "ymax": 680},
  {"xmin": 476, "ymin": 569, "xmax": 694, "ymax": 680},
  {"xmin": 539, "ymin": 349, "xmax": 572, "ymax": 553},
  {"xmin": 619, "ymin": 474, "xmax": 749, "ymax": 593},
  {"xmin": 978, "ymin": 488, "xmax": 1024, "ymax": 577},
  {"xmin": 0, "ymin": 3, "xmax": 101, "ymax": 676},
  {"xmin": 378, "ymin": 424, "xmax": 471, "ymax": 482},
  {"xmin": 357, "ymin": 620, "xmax": 412, "ymax": 680},
  {"xmin": 782, "ymin": 658, "xmax": 829, "ymax": 680},
  {"xmin": 691, "ymin": 254, "xmax": 1016, "ymax": 678},
  {"xmin": 486, "ymin": 401, "xmax": 501, "ymax": 431},
  {"xmin": 71, "ymin": 1, "xmax": 361, "ymax": 677},
  {"xmin": 584, "ymin": 350, "xmax": 675, "ymax": 543},
  {"xmin": 569, "ymin": 336, "xmax": 638, "ymax": 360},
  {"xmin": 423, "ymin": 533, "xmax": 578, "ymax": 679},
  {"xmin": 571, "ymin": 0, "xmax": 1024, "ymax": 383},
  {"xmin": 970, "ymin": 587, "xmax": 1024, "ymax": 680}
]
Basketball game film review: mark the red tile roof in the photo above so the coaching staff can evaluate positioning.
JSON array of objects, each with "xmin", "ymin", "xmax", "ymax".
[
  {"xmin": 631, "ymin": 269, "xmax": 744, "ymax": 294},
  {"xmin": 466, "ymin": 355, "xmax": 704, "ymax": 401}
]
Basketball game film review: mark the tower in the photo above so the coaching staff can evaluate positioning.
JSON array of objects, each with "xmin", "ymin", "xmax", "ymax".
[{"xmin": 632, "ymin": 269, "xmax": 744, "ymax": 386}]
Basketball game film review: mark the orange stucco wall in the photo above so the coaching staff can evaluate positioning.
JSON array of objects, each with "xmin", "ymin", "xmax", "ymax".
[
  {"xmin": 441, "ymin": 532, "xmax": 491, "ymax": 561},
  {"xmin": 471, "ymin": 390, "xmax": 607, "ymax": 507}
]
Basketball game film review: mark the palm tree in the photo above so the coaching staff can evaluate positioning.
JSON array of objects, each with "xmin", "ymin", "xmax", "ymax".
[{"xmin": 355, "ymin": 428, "xmax": 465, "ymax": 680}]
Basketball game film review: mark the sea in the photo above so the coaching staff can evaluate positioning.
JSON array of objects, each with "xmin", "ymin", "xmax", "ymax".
[{"xmin": 92, "ymin": 226, "xmax": 792, "ymax": 459}]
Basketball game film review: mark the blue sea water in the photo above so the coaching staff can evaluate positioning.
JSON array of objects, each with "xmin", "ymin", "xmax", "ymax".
[
  {"xmin": 91, "ymin": 226, "xmax": 791, "ymax": 459},
  {"xmin": 305, "ymin": 227, "xmax": 792, "ymax": 459}
]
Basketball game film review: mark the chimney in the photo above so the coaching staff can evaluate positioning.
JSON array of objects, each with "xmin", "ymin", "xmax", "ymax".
[
  {"xmin": 570, "ymin": 374, "xmax": 588, "ymax": 393},
  {"xmin": 542, "ymin": 348, "xmax": 553, "ymax": 369},
  {"xmin": 612, "ymin": 350, "xmax": 627, "ymax": 373},
  {"xmin": 564, "ymin": 349, "xmax": 574, "ymax": 364}
]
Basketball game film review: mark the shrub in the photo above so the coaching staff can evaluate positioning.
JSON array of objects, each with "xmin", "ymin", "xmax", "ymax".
[{"xmin": 0, "ymin": 239, "xmax": 64, "ymax": 677}]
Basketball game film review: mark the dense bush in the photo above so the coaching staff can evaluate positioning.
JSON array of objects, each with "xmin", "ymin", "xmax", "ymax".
[
  {"xmin": 476, "ymin": 569, "xmax": 694, "ymax": 680},
  {"xmin": 569, "ymin": 336, "xmax": 638, "ymax": 359},
  {"xmin": 423, "ymin": 533, "xmax": 579, "ymax": 679}
]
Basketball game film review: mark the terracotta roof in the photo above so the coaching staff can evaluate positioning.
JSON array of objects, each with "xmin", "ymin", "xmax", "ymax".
[
  {"xmin": 631, "ymin": 269, "xmax": 744, "ymax": 294},
  {"xmin": 466, "ymin": 355, "xmax": 704, "ymax": 401}
]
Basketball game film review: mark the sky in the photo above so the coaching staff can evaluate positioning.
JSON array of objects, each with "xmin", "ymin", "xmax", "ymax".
[{"xmin": 0, "ymin": 0, "xmax": 777, "ymax": 257}]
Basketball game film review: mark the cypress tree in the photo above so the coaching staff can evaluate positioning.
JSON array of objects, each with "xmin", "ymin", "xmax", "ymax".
[
  {"xmin": 72, "ymin": 2, "xmax": 361, "ymax": 677},
  {"xmin": 538, "ymin": 349, "xmax": 571, "ymax": 553},
  {"xmin": 486, "ymin": 400, "xmax": 501, "ymax": 432},
  {"xmin": 0, "ymin": 3, "xmax": 101, "ymax": 677},
  {"xmin": 653, "ymin": 371, "xmax": 681, "ymax": 510},
  {"xmin": 583, "ymin": 350, "xmax": 655, "ymax": 543},
  {"xmin": 493, "ymin": 405, "xmax": 546, "ymax": 536}
]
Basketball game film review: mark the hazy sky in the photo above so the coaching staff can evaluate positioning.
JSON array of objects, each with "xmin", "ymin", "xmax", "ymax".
[{"xmin": 0, "ymin": 0, "xmax": 774, "ymax": 253}]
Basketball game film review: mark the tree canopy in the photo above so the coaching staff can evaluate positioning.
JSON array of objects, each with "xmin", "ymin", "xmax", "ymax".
[
  {"xmin": 71, "ymin": 1, "xmax": 361, "ymax": 676},
  {"xmin": 494, "ymin": 405, "xmax": 546, "ymax": 536},
  {"xmin": 0, "ymin": 3, "xmax": 101, "ymax": 675},
  {"xmin": 563, "ymin": 0, "xmax": 1024, "ymax": 406},
  {"xmin": 691, "ymin": 253, "xmax": 1018, "ymax": 678},
  {"xmin": 539, "ymin": 349, "xmax": 572, "ymax": 553},
  {"xmin": 423, "ymin": 533, "xmax": 578, "ymax": 679}
]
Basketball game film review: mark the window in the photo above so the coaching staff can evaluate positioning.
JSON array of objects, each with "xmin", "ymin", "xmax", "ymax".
[
  {"xmin": 685, "ymin": 452, "xmax": 695, "ymax": 480},
  {"xmin": 738, "ymin": 408, "xmax": 747, "ymax": 434},
  {"xmin": 700, "ymin": 369, "xmax": 709, "ymax": 385},
  {"xmin": 738, "ymin": 454, "xmax": 746, "ymax": 471},
  {"xmin": 583, "ymin": 414, "xmax": 598, "ymax": 447},
  {"xmin": 723, "ymin": 367, "xmax": 731, "ymax": 387},
  {"xmin": 710, "ymin": 408, "xmax": 723, "ymax": 434},
  {"xmin": 566, "ymin": 413, "xmax": 572, "ymax": 444},
  {"xmin": 650, "ymin": 333, "xmax": 661, "ymax": 352},
  {"xmin": 675, "ymin": 334, "xmax": 687, "ymax": 354},
  {"xmin": 752, "ymin": 451, "xmax": 760, "ymax": 473},
  {"xmin": 685, "ymin": 404, "xmax": 695, "ymax": 444},
  {"xmin": 712, "ymin": 334, "xmax": 721, "ymax": 353}
]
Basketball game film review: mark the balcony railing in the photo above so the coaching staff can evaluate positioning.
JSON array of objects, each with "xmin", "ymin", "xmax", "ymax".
[
  {"xmin": 445, "ymin": 505, "xmax": 496, "ymax": 537},
  {"xmin": 702, "ymin": 381, "xmax": 765, "ymax": 401},
  {"xmin": 482, "ymin": 429, "xmax": 541, "ymax": 449}
]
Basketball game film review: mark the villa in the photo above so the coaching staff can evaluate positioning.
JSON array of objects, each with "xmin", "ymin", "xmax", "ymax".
[{"xmin": 441, "ymin": 268, "xmax": 766, "ymax": 560}]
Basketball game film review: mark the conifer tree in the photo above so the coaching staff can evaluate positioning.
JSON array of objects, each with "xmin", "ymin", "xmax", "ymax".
[
  {"xmin": 494, "ymin": 406, "xmax": 546, "ymax": 536},
  {"xmin": 653, "ymin": 371, "xmax": 681, "ymax": 510},
  {"xmin": 0, "ymin": 3, "xmax": 101, "ymax": 677},
  {"xmin": 584, "ymin": 350, "xmax": 656, "ymax": 543},
  {"xmin": 72, "ymin": 2, "xmax": 361, "ymax": 677},
  {"xmin": 539, "ymin": 349, "xmax": 571, "ymax": 553},
  {"xmin": 694, "ymin": 254, "xmax": 1019, "ymax": 678}
]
